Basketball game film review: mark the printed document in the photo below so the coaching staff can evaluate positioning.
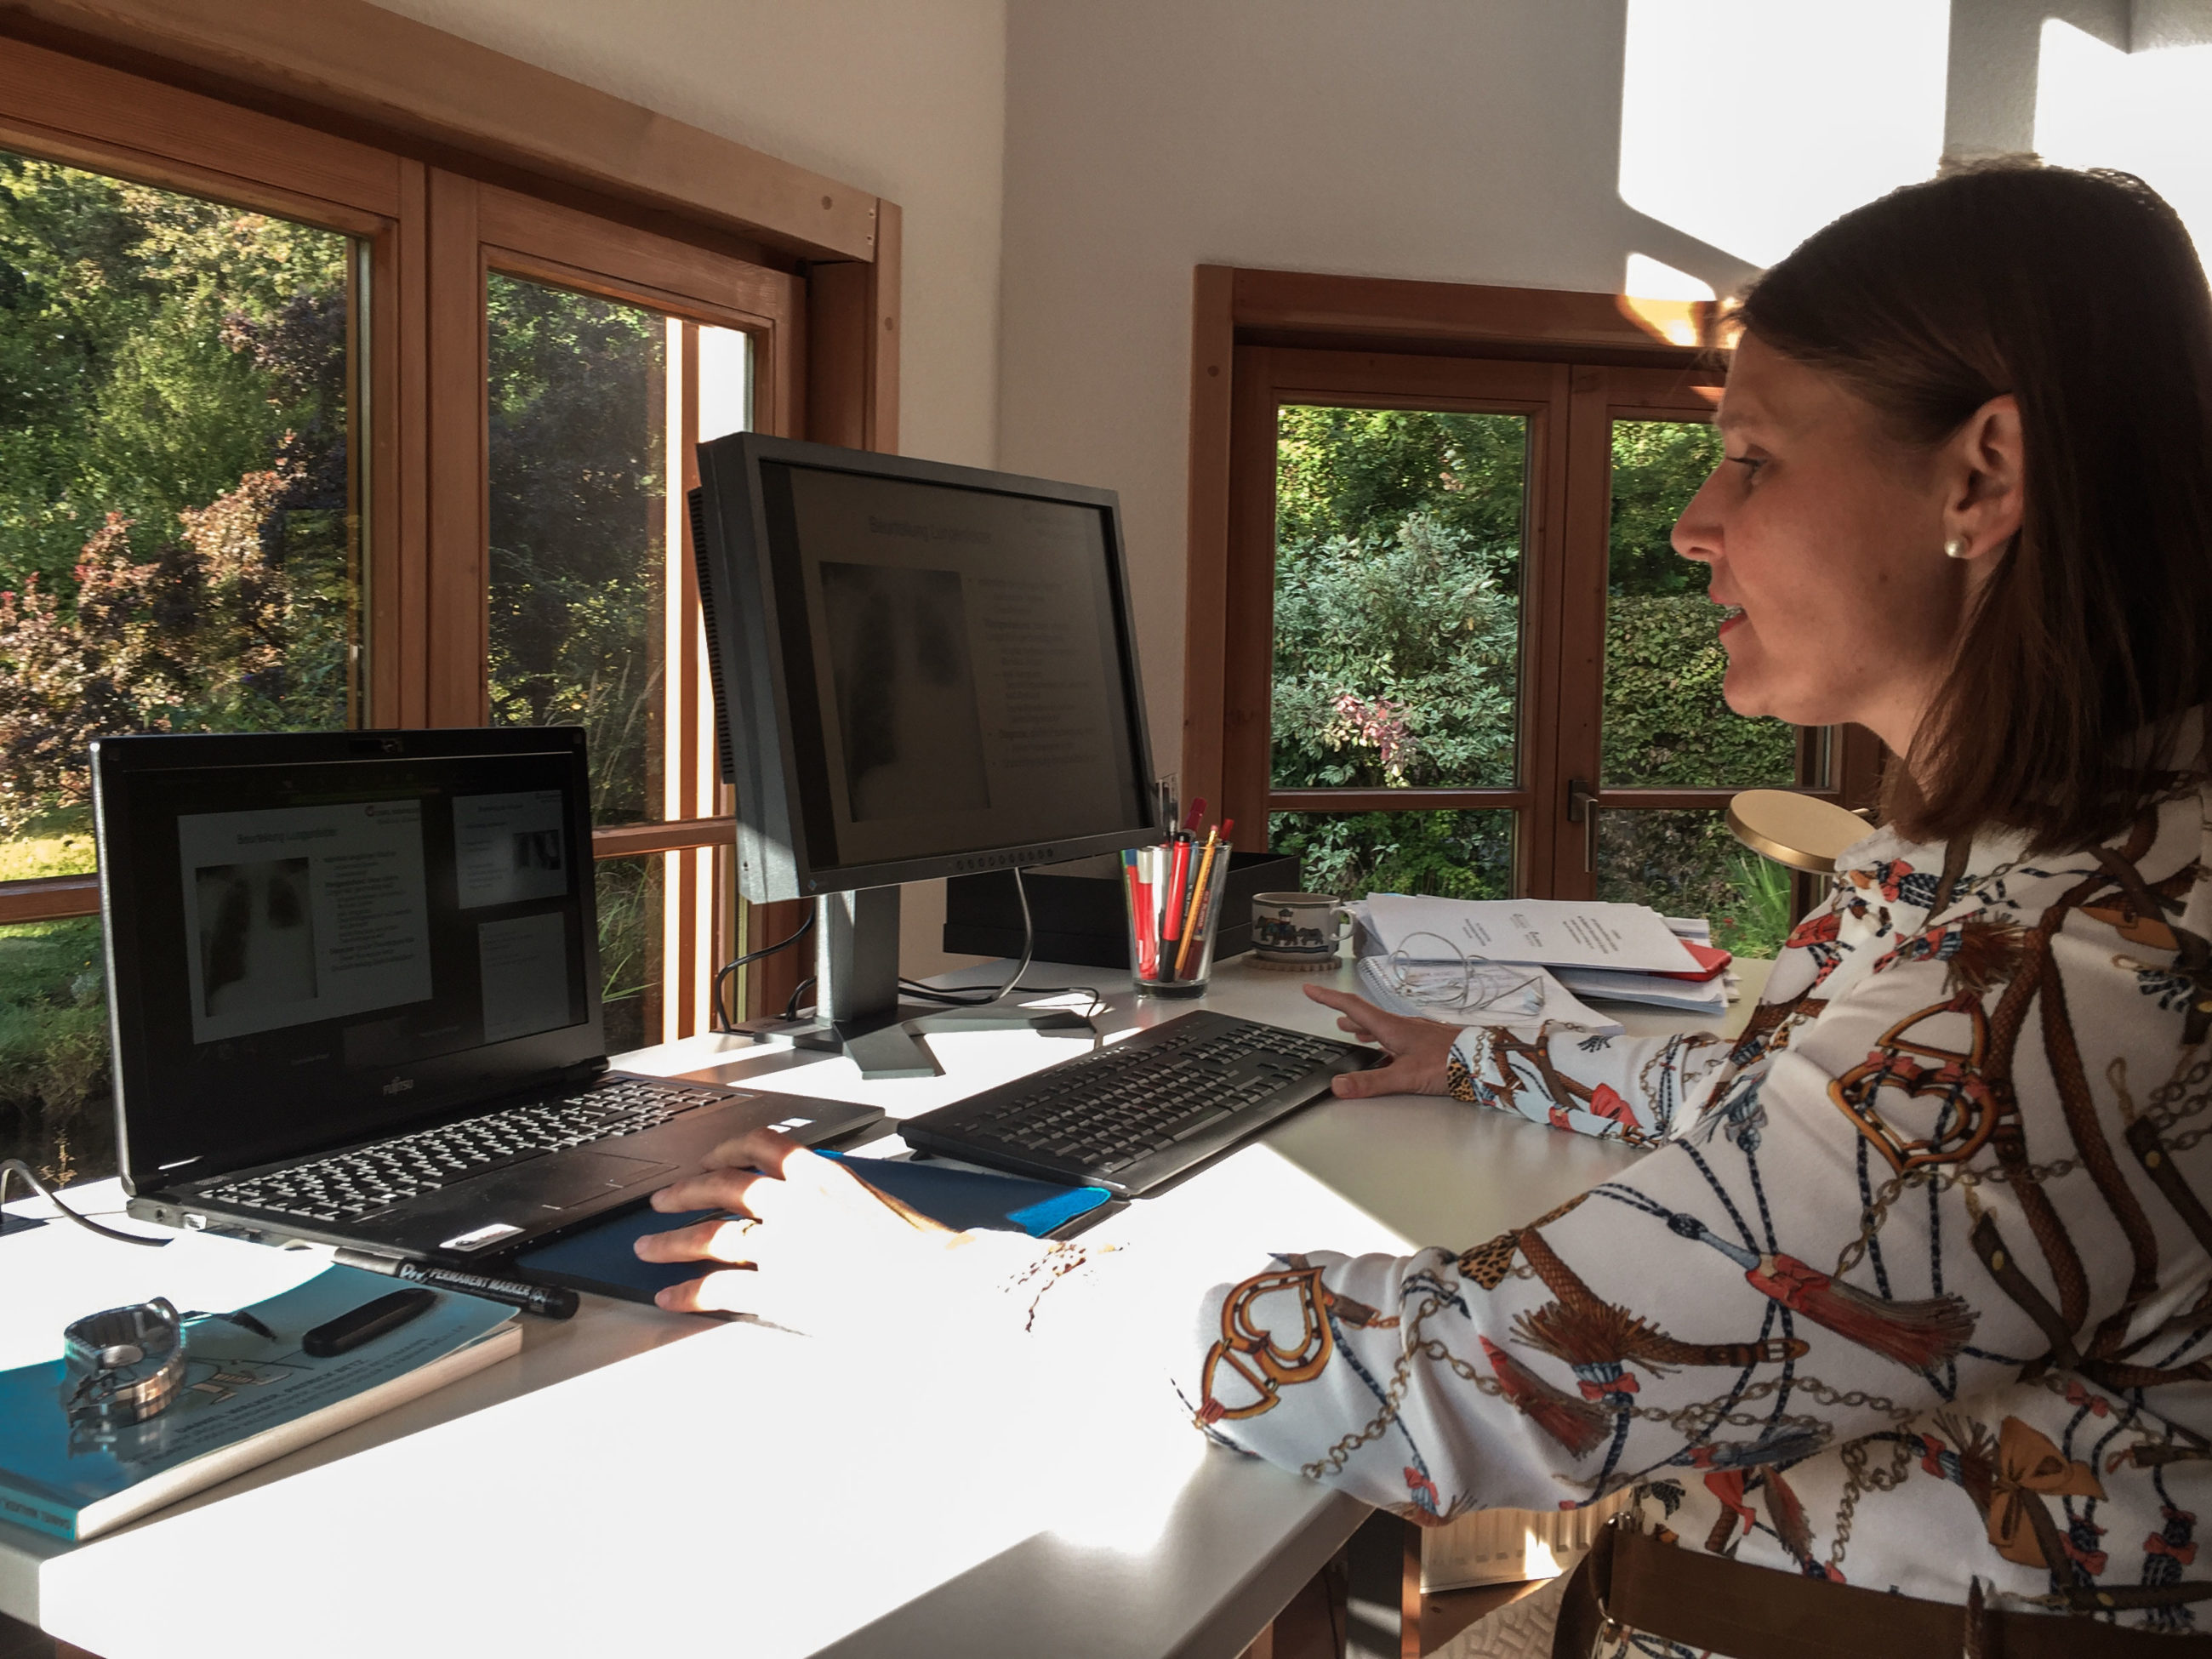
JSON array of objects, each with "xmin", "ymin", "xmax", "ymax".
[
  {"xmin": 1364, "ymin": 892, "xmax": 1702, "ymax": 974},
  {"xmin": 178, "ymin": 800, "xmax": 433, "ymax": 1044}
]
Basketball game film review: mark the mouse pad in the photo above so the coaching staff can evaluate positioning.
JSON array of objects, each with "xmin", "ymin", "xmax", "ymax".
[{"xmin": 509, "ymin": 1154, "xmax": 1114, "ymax": 1305}]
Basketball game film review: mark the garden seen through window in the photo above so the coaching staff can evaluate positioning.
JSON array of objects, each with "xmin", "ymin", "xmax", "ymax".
[
  {"xmin": 487, "ymin": 271, "xmax": 748, "ymax": 1052},
  {"xmin": 1266, "ymin": 400, "xmax": 1807, "ymax": 957},
  {"xmin": 0, "ymin": 151, "xmax": 359, "ymax": 1185},
  {"xmin": 1599, "ymin": 419, "xmax": 1799, "ymax": 957},
  {"xmin": 1269, "ymin": 407, "xmax": 1524, "ymax": 900}
]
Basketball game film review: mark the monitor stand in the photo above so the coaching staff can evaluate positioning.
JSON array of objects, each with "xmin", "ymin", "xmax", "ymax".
[{"xmin": 785, "ymin": 887, "xmax": 1092, "ymax": 1080}]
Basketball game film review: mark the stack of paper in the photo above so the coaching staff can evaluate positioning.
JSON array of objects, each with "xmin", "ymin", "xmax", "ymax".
[
  {"xmin": 1358, "ymin": 893, "xmax": 1734, "ymax": 1016},
  {"xmin": 1353, "ymin": 954, "xmax": 1625, "ymax": 1035}
]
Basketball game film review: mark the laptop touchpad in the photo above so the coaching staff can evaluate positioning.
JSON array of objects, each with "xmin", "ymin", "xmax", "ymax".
[{"xmin": 527, "ymin": 1153, "xmax": 675, "ymax": 1210}]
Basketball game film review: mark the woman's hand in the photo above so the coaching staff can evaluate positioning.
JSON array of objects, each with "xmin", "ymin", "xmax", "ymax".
[
  {"xmin": 634, "ymin": 1127, "xmax": 999, "ymax": 1328},
  {"xmin": 1302, "ymin": 985, "xmax": 1460, "ymax": 1097}
]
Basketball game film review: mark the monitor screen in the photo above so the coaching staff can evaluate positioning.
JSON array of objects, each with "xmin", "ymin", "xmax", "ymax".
[
  {"xmin": 95, "ymin": 730, "xmax": 602, "ymax": 1188},
  {"xmin": 694, "ymin": 437, "xmax": 1158, "ymax": 898}
]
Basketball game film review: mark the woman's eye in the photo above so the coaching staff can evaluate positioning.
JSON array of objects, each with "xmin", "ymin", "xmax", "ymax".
[{"xmin": 1725, "ymin": 454, "xmax": 1766, "ymax": 483}]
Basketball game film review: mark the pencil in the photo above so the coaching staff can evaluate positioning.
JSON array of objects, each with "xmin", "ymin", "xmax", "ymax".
[{"xmin": 1175, "ymin": 827, "xmax": 1221, "ymax": 977}]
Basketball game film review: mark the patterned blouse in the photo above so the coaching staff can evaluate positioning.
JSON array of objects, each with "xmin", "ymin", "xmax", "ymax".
[{"xmin": 1129, "ymin": 758, "xmax": 2212, "ymax": 1639}]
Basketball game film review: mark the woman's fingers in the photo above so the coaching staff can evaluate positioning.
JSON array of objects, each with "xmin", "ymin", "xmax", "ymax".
[
  {"xmin": 633, "ymin": 1215, "xmax": 758, "ymax": 1264},
  {"xmin": 1331, "ymin": 1054, "xmax": 1432, "ymax": 1098},
  {"xmin": 650, "ymin": 1166, "xmax": 778, "ymax": 1219},
  {"xmin": 1303, "ymin": 983, "xmax": 1383, "ymax": 1024},
  {"xmin": 653, "ymin": 1269, "xmax": 757, "ymax": 1315},
  {"xmin": 698, "ymin": 1126, "xmax": 809, "ymax": 1177},
  {"xmin": 1303, "ymin": 984, "xmax": 1445, "ymax": 1054}
]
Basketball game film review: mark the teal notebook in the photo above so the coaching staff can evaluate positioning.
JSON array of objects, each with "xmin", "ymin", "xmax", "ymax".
[
  {"xmin": 0, "ymin": 1266, "xmax": 519, "ymax": 1542},
  {"xmin": 513, "ymin": 1154, "xmax": 1115, "ymax": 1304}
]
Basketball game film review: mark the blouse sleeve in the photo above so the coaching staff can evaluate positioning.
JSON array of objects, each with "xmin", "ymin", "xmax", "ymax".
[
  {"xmin": 1167, "ymin": 926, "xmax": 2145, "ymax": 1535},
  {"xmin": 1445, "ymin": 1020, "xmax": 1740, "ymax": 1145}
]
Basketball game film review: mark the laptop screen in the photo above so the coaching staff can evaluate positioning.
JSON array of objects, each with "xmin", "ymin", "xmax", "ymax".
[{"xmin": 94, "ymin": 729, "xmax": 605, "ymax": 1192}]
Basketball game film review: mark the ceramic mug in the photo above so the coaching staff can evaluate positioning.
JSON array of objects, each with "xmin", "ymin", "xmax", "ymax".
[{"xmin": 1251, "ymin": 892, "xmax": 1354, "ymax": 964}]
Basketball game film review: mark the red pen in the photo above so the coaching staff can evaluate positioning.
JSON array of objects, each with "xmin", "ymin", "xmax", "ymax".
[{"xmin": 1164, "ymin": 834, "xmax": 1191, "ymax": 947}]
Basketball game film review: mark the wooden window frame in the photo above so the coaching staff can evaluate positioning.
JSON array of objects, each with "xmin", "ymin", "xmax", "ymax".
[
  {"xmin": 1187, "ymin": 265, "xmax": 1885, "ymax": 904},
  {"xmin": 0, "ymin": 5, "xmax": 904, "ymax": 1031}
]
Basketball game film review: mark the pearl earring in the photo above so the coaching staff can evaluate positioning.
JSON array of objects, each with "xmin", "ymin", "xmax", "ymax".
[{"xmin": 1944, "ymin": 536, "xmax": 1969, "ymax": 560}]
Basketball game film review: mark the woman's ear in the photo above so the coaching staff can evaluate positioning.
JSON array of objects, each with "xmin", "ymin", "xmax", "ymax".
[{"xmin": 1941, "ymin": 393, "xmax": 2025, "ymax": 564}]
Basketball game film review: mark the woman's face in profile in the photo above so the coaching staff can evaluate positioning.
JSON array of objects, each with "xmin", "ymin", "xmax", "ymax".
[{"xmin": 1671, "ymin": 332, "xmax": 1983, "ymax": 754}]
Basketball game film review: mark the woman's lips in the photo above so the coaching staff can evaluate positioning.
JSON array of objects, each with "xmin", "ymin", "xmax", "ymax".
[{"xmin": 1716, "ymin": 603, "xmax": 1747, "ymax": 636}]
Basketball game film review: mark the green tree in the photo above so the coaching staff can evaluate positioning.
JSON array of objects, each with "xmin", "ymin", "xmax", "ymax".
[
  {"xmin": 486, "ymin": 273, "xmax": 665, "ymax": 826},
  {"xmin": 0, "ymin": 151, "xmax": 355, "ymax": 1185},
  {"xmin": 1268, "ymin": 405, "xmax": 1799, "ymax": 943}
]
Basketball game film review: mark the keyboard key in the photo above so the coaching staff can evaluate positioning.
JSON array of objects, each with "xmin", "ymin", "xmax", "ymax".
[{"xmin": 900, "ymin": 1011, "xmax": 1376, "ymax": 1197}]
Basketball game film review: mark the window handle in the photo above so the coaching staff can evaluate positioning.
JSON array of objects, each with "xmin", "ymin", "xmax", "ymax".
[{"xmin": 1567, "ymin": 778, "xmax": 1598, "ymax": 873}]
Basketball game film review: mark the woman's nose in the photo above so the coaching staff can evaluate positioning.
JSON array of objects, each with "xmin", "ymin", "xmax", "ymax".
[{"xmin": 1671, "ymin": 467, "xmax": 1725, "ymax": 564}]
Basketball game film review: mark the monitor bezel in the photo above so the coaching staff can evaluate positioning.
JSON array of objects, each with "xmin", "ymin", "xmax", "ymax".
[
  {"xmin": 694, "ymin": 433, "xmax": 1162, "ymax": 900},
  {"xmin": 92, "ymin": 726, "xmax": 605, "ymax": 1194}
]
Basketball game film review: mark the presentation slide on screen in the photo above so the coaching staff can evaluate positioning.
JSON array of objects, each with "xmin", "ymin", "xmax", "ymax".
[
  {"xmin": 476, "ymin": 911, "xmax": 571, "ymax": 1045},
  {"xmin": 178, "ymin": 800, "xmax": 434, "ymax": 1045},
  {"xmin": 785, "ymin": 467, "xmax": 1133, "ymax": 866},
  {"xmin": 453, "ymin": 790, "xmax": 569, "ymax": 909}
]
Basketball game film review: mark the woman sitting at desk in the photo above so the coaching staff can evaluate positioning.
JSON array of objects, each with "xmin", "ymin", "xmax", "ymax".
[{"xmin": 639, "ymin": 160, "xmax": 2212, "ymax": 1656}]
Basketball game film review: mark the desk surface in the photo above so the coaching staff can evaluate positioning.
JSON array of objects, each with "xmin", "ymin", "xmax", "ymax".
[{"xmin": 1, "ymin": 953, "xmax": 1766, "ymax": 1659}]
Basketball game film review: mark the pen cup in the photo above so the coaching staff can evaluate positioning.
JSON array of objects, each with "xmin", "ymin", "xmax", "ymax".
[{"xmin": 1124, "ymin": 842, "xmax": 1233, "ymax": 998}]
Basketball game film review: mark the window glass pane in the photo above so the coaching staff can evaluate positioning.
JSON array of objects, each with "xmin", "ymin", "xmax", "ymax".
[
  {"xmin": 1605, "ymin": 419, "xmax": 1795, "ymax": 786},
  {"xmin": 0, "ymin": 151, "xmax": 361, "ymax": 871},
  {"xmin": 1596, "ymin": 807, "xmax": 1793, "ymax": 959},
  {"xmin": 1269, "ymin": 809, "xmax": 1514, "ymax": 902},
  {"xmin": 595, "ymin": 854, "xmax": 664, "ymax": 1056},
  {"xmin": 1274, "ymin": 408, "xmax": 1525, "ymax": 790},
  {"xmin": 487, "ymin": 274, "xmax": 669, "ymax": 825},
  {"xmin": 0, "ymin": 916, "xmax": 110, "ymax": 1183}
]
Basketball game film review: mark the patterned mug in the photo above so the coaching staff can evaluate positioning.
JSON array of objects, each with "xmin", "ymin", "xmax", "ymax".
[{"xmin": 1251, "ymin": 892, "xmax": 1354, "ymax": 965}]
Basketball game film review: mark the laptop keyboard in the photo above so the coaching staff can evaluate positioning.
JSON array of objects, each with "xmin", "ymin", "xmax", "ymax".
[
  {"xmin": 899, "ymin": 1011, "xmax": 1375, "ymax": 1196},
  {"xmin": 197, "ymin": 1079, "xmax": 722, "ymax": 1223}
]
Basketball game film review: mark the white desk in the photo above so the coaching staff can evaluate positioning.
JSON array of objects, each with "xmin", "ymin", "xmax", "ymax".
[{"xmin": 0, "ymin": 954, "xmax": 1765, "ymax": 1659}]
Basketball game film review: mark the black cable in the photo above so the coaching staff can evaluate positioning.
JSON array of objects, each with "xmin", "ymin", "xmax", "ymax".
[
  {"xmin": 898, "ymin": 978, "xmax": 1109, "ymax": 1019},
  {"xmin": 1, "ymin": 1159, "xmax": 169, "ymax": 1247},
  {"xmin": 783, "ymin": 975, "xmax": 816, "ymax": 1022},
  {"xmin": 710, "ymin": 907, "xmax": 817, "ymax": 1032},
  {"xmin": 895, "ymin": 869, "xmax": 1107, "ymax": 1022},
  {"xmin": 912, "ymin": 866, "xmax": 1037, "ymax": 1007}
]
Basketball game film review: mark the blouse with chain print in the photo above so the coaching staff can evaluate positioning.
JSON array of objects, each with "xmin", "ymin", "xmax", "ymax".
[{"xmin": 1115, "ymin": 761, "xmax": 2212, "ymax": 1640}]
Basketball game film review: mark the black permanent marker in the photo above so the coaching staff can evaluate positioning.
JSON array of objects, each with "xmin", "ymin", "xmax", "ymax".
[{"xmin": 334, "ymin": 1248, "xmax": 579, "ymax": 1320}]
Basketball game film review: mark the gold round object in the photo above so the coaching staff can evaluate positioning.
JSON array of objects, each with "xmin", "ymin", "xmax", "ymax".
[{"xmin": 1725, "ymin": 789, "xmax": 1872, "ymax": 875}]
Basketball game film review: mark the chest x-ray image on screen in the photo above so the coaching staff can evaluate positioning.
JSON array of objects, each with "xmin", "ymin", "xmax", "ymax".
[
  {"xmin": 688, "ymin": 434, "xmax": 1160, "ymax": 1077},
  {"xmin": 818, "ymin": 560, "xmax": 993, "ymax": 823}
]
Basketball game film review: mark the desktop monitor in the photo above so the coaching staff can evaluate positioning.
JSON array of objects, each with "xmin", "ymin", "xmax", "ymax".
[{"xmin": 687, "ymin": 434, "xmax": 1160, "ymax": 1074}]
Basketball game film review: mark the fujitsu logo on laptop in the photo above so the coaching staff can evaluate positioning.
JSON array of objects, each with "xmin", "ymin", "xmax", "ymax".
[{"xmin": 382, "ymin": 1076, "xmax": 414, "ymax": 1096}]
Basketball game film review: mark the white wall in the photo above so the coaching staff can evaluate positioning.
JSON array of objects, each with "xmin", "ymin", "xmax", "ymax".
[
  {"xmin": 371, "ymin": 0, "xmax": 1007, "ymax": 472},
  {"xmin": 368, "ymin": 0, "xmax": 1008, "ymax": 974},
  {"xmin": 997, "ymin": 0, "xmax": 2212, "ymax": 782},
  {"xmin": 996, "ymin": 0, "xmax": 1964, "ymax": 776}
]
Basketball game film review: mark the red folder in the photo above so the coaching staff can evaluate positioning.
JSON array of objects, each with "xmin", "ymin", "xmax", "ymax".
[{"xmin": 1652, "ymin": 940, "xmax": 1732, "ymax": 982}]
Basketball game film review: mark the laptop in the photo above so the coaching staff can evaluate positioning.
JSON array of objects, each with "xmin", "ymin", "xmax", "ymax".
[{"xmin": 94, "ymin": 727, "xmax": 880, "ymax": 1262}]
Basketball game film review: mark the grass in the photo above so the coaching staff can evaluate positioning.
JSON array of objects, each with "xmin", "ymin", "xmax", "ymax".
[{"xmin": 0, "ymin": 916, "xmax": 111, "ymax": 1184}]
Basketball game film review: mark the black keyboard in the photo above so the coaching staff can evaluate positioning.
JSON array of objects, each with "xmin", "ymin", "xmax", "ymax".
[
  {"xmin": 196, "ymin": 1078, "xmax": 724, "ymax": 1223},
  {"xmin": 899, "ymin": 1011, "xmax": 1379, "ymax": 1197}
]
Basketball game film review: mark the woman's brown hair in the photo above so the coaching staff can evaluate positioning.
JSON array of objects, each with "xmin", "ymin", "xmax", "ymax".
[{"xmin": 1736, "ymin": 159, "xmax": 2212, "ymax": 852}]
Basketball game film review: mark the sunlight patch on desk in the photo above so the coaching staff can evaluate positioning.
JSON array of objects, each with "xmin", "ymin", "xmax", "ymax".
[{"xmin": 40, "ymin": 1320, "xmax": 1060, "ymax": 1659}]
